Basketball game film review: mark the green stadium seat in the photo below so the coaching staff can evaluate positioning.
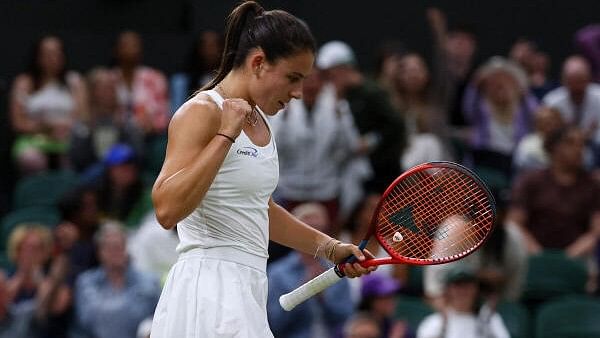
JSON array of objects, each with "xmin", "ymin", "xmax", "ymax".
[
  {"xmin": 521, "ymin": 250, "xmax": 587, "ymax": 307},
  {"xmin": 143, "ymin": 134, "xmax": 168, "ymax": 182},
  {"xmin": 13, "ymin": 170, "xmax": 79, "ymax": 209},
  {"xmin": 497, "ymin": 301, "xmax": 531, "ymax": 338},
  {"xmin": 394, "ymin": 295, "xmax": 433, "ymax": 332},
  {"xmin": 0, "ymin": 206, "xmax": 61, "ymax": 250},
  {"xmin": 535, "ymin": 296, "xmax": 600, "ymax": 338}
]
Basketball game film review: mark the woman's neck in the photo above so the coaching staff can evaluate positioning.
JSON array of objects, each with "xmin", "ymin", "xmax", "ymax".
[{"xmin": 218, "ymin": 72, "xmax": 253, "ymax": 104}]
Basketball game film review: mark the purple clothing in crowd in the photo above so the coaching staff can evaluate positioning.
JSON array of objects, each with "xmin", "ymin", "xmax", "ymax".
[
  {"xmin": 575, "ymin": 24, "xmax": 600, "ymax": 83},
  {"xmin": 462, "ymin": 85, "xmax": 538, "ymax": 154}
]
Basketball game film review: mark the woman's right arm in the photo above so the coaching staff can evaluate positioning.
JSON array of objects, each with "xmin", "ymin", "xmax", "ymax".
[{"xmin": 152, "ymin": 95, "xmax": 249, "ymax": 229}]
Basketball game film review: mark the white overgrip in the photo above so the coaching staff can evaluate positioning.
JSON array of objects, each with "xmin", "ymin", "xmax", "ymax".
[{"xmin": 279, "ymin": 266, "xmax": 343, "ymax": 311}]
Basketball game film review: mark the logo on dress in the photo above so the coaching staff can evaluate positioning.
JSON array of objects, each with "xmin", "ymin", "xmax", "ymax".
[{"xmin": 237, "ymin": 146, "xmax": 258, "ymax": 158}]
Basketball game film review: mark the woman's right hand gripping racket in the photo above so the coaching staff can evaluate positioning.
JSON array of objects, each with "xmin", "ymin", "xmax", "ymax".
[{"xmin": 279, "ymin": 161, "xmax": 496, "ymax": 311}]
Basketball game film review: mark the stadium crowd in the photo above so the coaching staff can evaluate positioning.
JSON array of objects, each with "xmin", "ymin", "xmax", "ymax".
[{"xmin": 2, "ymin": 6, "xmax": 600, "ymax": 338}]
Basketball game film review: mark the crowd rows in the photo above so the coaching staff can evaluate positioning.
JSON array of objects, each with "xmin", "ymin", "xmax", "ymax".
[{"xmin": 3, "ymin": 6, "xmax": 600, "ymax": 338}]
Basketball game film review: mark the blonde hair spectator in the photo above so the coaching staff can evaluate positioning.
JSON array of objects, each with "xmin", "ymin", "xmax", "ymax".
[{"xmin": 7, "ymin": 224, "xmax": 53, "ymax": 264}]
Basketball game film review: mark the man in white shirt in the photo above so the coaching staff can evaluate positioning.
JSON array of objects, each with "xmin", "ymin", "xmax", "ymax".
[{"xmin": 543, "ymin": 55, "xmax": 600, "ymax": 145}]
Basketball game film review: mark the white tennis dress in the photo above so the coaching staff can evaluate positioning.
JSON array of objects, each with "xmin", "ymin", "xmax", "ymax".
[{"xmin": 150, "ymin": 90, "xmax": 278, "ymax": 338}]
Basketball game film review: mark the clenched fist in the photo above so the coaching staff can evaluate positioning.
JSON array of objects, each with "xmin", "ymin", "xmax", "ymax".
[{"xmin": 219, "ymin": 98, "xmax": 253, "ymax": 139}]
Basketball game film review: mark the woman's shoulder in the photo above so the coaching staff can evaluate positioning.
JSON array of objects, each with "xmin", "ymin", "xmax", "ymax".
[{"xmin": 169, "ymin": 92, "xmax": 221, "ymax": 131}]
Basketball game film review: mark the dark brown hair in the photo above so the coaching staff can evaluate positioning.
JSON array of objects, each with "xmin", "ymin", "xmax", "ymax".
[{"xmin": 201, "ymin": 1, "xmax": 316, "ymax": 91}]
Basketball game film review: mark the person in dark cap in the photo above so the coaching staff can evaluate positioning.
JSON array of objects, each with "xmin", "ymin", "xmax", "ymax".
[
  {"xmin": 417, "ymin": 267, "xmax": 509, "ymax": 338},
  {"xmin": 96, "ymin": 143, "xmax": 144, "ymax": 225},
  {"xmin": 359, "ymin": 273, "xmax": 409, "ymax": 338}
]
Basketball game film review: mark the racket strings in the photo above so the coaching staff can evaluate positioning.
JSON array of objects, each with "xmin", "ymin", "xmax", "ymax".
[{"xmin": 376, "ymin": 166, "xmax": 494, "ymax": 262}]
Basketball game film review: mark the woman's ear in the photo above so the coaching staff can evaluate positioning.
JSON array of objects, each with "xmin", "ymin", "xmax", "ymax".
[{"xmin": 248, "ymin": 48, "xmax": 266, "ymax": 77}]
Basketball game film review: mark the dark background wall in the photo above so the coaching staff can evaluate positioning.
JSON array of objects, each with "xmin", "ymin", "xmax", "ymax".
[{"xmin": 1, "ymin": 0, "xmax": 599, "ymax": 83}]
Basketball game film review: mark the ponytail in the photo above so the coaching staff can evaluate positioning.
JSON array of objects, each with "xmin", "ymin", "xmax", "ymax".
[
  {"xmin": 199, "ymin": 0, "xmax": 315, "ymax": 93},
  {"xmin": 202, "ymin": 1, "xmax": 264, "ymax": 91}
]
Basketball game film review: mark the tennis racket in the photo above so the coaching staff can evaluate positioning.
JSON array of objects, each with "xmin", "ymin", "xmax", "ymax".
[{"xmin": 279, "ymin": 161, "xmax": 496, "ymax": 311}]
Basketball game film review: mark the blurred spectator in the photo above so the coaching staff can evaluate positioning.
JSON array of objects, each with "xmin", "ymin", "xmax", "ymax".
[
  {"xmin": 317, "ymin": 40, "xmax": 406, "ymax": 193},
  {"xmin": 463, "ymin": 56, "xmax": 538, "ymax": 184},
  {"xmin": 170, "ymin": 30, "xmax": 223, "ymax": 112},
  {"xmin": 417, "ymin": 268, "xmax": 510, "ymax": 338},
  {"xmin": 56, "ymin": 186, "xmax": 101, "ymax": 285},
  {"xmin": 6, "ymin": 225, "xmax": 72, "ymax": 337},
  {"xmin": 508, "ymin": 127, "xmax": 600, "ymax": 259},
  {"xmin": 128, "ymin": 211, "xmax": 178, "ymax": 284},
  {"xmin": 375, "ymin": 40, "xmax": 406, "ymax": 110},
  {"xmin": 530, "ymin": 52, "xmax": 559, "ymax": 101},
  {"xmin": 9, "ymin": 35, "xmax": 87, "ymax": 175},
  {"xmin": 426, "ymin": 7, "xmax": 478, "ymax": 150},
  {"xmin": 513, "ymin": 106, "xmax": 565, "ymax": 175},
  {"xmin": 508, "ymin": 37, "xmax": 537, "ymax": 75},
  {"xmin": 394, "ymin": 52, "xmax": 452, "ymax": 169},
  {"xmin": 575, "ymin": 24, "xmax": 600, "ymax": 82},
  {"xmin": 95, "ymin": 144, "xmax": 145, "ymax": 225},
  {"xmin": 342, "ymin": 312, "xmax": 382, "ymax": 338},
  {"xmin": 267, "ymin": 203, "xmax": 354, "ymax": 338},
  {"xmin": 271, "ymin": 69, "xmax": 365, "ymax": 233},
  {"xmin": 72, "ymin": 222, "xmax": 160, "ymax": 338},
  {"xmin": 69, "ymin": 67, "xmax": 144, "ymax": 172},
  {"xmin": 339, "ymin": 193, "xmax": 410, "ymax": 302},
  {"xmin": 542, "ymin": 55, "xmax": 600, "ymax": 161},
  {"xmin": 0, "ymin": 270, "xmax": 38, "ymax": 338},
  {"xmin": 358, "ymin": 273, "xmax": 409, "ymax": 338},
  {"xmin": 6, "ymin": 225, "xmax": 54, "ymax": 304},
  {"xmin": 424, "ymin": 210, "xmax": 528, "ymax": 307},
  {"xmin": 112, "ymin": 30, "xmax": 169, "ymax": 135},
  {"xmin": 509, "ymin": 37, "xmax": 560, "ymax": 100}
]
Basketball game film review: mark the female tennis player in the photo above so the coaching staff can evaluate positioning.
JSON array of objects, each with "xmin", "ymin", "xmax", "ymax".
[{"xmin": 149, "ymin": 2, "xmax": 375, "ymax": 337}]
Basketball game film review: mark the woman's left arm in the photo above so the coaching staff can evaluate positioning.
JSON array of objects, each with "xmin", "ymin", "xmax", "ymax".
[{"xmin": 268, "ymin": 198, "xmax": 375, "ymax": 277}]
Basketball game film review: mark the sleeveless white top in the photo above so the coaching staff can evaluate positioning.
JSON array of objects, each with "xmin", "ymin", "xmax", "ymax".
[{"xmin": 176, "ymin": 90, "xmax": 279, "ymax": 259}]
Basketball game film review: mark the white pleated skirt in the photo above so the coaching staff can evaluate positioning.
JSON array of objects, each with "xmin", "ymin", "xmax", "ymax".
[{"xmin": 150, "ymin": 246, "xmax": 274, "ymax": 338}]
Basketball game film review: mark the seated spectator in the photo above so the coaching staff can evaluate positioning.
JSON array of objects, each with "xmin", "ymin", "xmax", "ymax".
[
  {"xmin": 542, "ymin": 55, "xmax": 600, "ymax": 163},
  {"xmin": 6, "ymin": 224, "xmax": 72, "ymax": 337},
  {"xmin": 358, "ymin": 273, "xmax": 409, "ymax": 338},
  {"xmin": 112, "ymin": 30, "xmax": 169, "ymax": 135},
  {"xmin": 170, "ymin": 30, "xmax": 223, "ymax": 112},
  {"xmin": 0, "ymin": 270, "xmax": 38, "ymax": 338},
  {"xmin": 513, "ymin": 106, "xmax": 565, "ymax": 175},
  {"xmin": 342, "ymin": 312, "xmax": 382, "ymax": 338},
  {"xmin": 69, "ymin": 67, "xmax": 144, "ymax": 172},
  {"xmin": 72, "ymin": 222, "xmax": 160, "ymax": 338},
  {"xmin": 267, "ymin": 203, "xmax": 354, "ymax": 338},
  {"xmin": 94, "ymin": 144, "xmax": 145, "ymax": 226},
  {"xmin": 340, "ymin": 193, "xmax": 409, "ymax": 302},
  {"xmin": 6, "ymin": 224, "xmax": 54, "ymax": 304},
  {"xmin": 463, "ymin": 56, "xmax": 538, "ymax": 173},
  {"xmin": 56, "ymin": 185, "xmax": 101, "ymax": 285},
  {"xmin": 424, "ymin": 209, "xmax": 528, "ymax": 307},
  {"xmin": 9, "ymin": 35, "xmax": 87, "ymax": 175},
  {"xmin": 508, "ymin": 126, "xmax": 600, "ymax": 259},
  {"xmin": 417, "ymin": 268, "xmax": 510, "ymax": 338}
]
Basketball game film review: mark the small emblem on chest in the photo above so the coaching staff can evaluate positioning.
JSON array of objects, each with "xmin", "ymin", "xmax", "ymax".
[{"xmin": 237, "ymin": 146, "xmax": 258, "ymax": 158}]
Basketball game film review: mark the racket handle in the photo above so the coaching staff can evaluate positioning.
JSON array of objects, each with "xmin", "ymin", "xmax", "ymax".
[{"xmin": 279, "ymin": 266, "xmax": 344, "ymax": 311}]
